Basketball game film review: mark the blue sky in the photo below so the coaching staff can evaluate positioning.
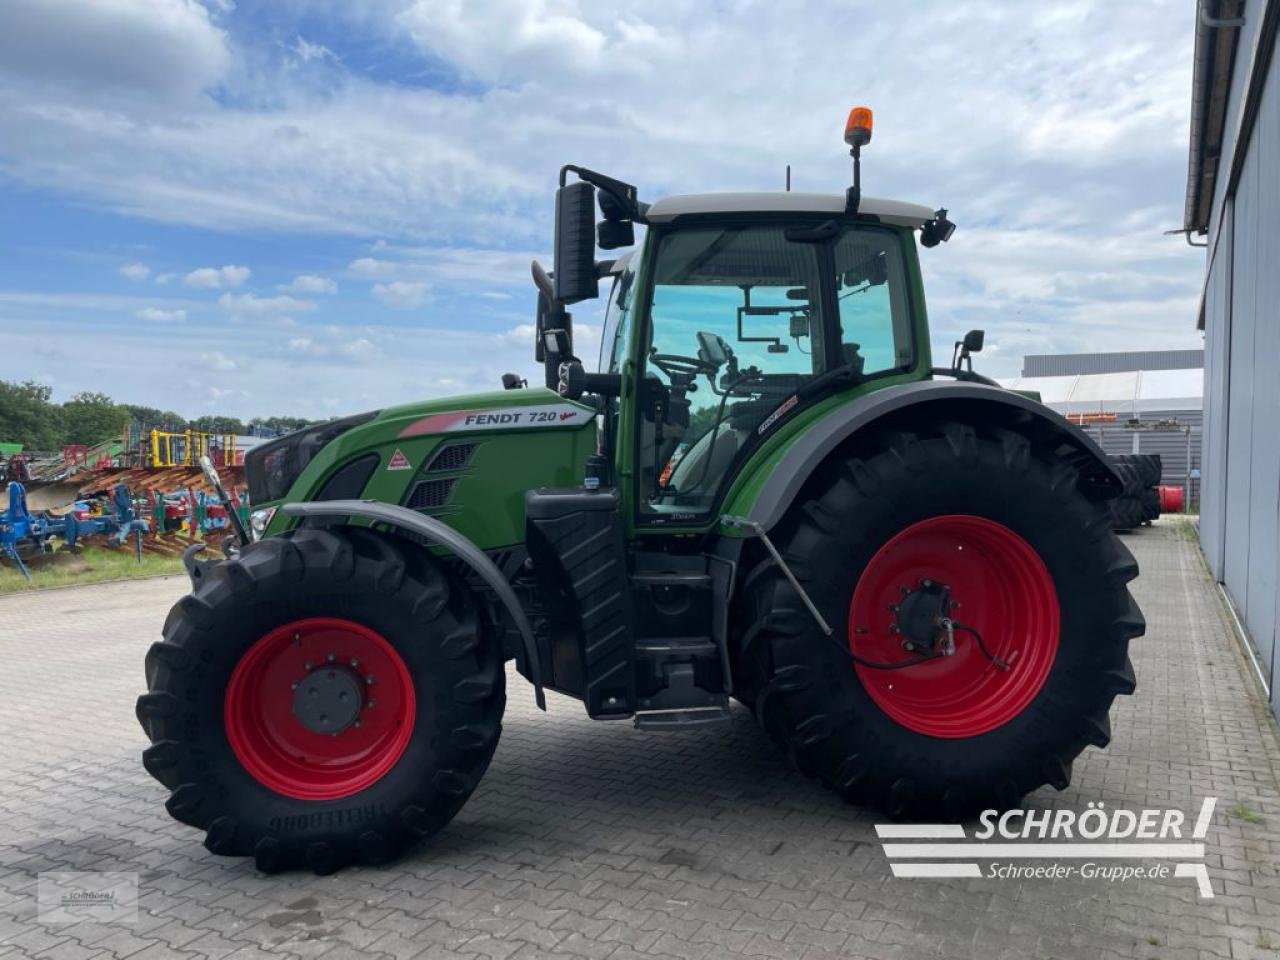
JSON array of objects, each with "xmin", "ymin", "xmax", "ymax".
[{"xmin": 0, "ymin": 0, "xmax": 1206, "ymax": 420}]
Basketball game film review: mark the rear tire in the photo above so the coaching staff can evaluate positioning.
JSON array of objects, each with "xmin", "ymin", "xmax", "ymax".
[
  {"xmin": 735, "ymin": 421, "xmax": 1142, "ymax": 819},
  {"xmin": 136, "ymin": 527, "xmax": 504, "ymax": 873}
]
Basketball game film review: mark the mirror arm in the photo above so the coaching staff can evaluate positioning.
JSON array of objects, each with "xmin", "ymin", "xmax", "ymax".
[{"xmin": 561, "ymin": 165, "xmax": 642, "ymax": 220}]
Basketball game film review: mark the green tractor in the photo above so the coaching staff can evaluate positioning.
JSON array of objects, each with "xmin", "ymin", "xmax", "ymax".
[{"xmin": 137, "ymin": 110, "xmax": 1143, "ymax": 874}]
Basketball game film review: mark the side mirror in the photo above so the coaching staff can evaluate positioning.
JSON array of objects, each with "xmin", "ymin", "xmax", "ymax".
[
  {"xmin": 953, "ymin": 328, "xmax": 985, "ymax": 373},
  {"xmin": 554, "ymin": 180, "xmax": 599, "ymax": 303},
  {"xmin": 501, "ymin": 373, "xmax": 526, "ymax": 390},
  {"xmin": 597, "ymin": 219, "xmax": 634, "ymax": 249}
]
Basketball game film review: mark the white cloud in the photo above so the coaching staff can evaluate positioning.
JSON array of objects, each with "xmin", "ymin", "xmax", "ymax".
[
  {"xmin": 185, "ymin": 264, "xmax": 251, "ymax": 288},
  {"xmin": 120, "ymin": 262, "xmax": 150, "ymax": 281},
  {"xmin": 284, "ymin": 273, "xmax": 338, "ymax": 294},
  {"xmin": 292, "ymin": 36, "xmax": 334, "ymax": 65},
  {"xmin": 0, "ymin": 0, "xmax": 230, "ymax": 104},
  {"xmin": 349, "ymin": 257, "xmax": 397, "ymax": 276},
  {"xmin": 372, "ymin": 280, "xmax": 429, "ymax": 308},
  {"xmin": 201, "ymin": 350, "xmax": 239, "ymax": 371},
  {"xmin": 218, "ymin": 292, "xmax": 316, "ymax": 318},
  {"xmin": 136, "ymin": 306, "xmax": 187, "ymax": 322}
]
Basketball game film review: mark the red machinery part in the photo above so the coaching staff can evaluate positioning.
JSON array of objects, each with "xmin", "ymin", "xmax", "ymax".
[
  {"xmin": 847, "ymin": 514, "xmax": 1060, "ymax": 738},
  {"xmin": 224, "ymin": 617, "xmax": 416, "ymax": 800},
  {"xmin": 1156, "ymin": 485, "xmax": 1184, "ymax": 513}
]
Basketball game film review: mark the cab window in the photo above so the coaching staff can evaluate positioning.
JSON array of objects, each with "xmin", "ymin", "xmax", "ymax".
[
  {"xmin": 637, "ymin": 225, "xmax": 826, "ymax": 518},
  {"xmin": 599, "ymin": 264, "xmax": 634, "ymax": 374},
  {"xmin": 833, "ymin": 229, "xmax": 912, "ymax": 374}
]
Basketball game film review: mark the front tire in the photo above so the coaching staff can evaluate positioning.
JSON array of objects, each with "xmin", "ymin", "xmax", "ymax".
[
  {"xmin": 136, "ymin": 527, "xmax": 504, "ymax": 873},
  {"xmin": 736, "ymin": 421, "xmax": 1143, "ymax": 819}
]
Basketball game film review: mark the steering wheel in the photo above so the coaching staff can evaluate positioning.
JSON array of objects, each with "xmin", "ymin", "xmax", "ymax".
[{"xmin": 649, "ymin": 352, "xmax": 718, "ymax": 379}]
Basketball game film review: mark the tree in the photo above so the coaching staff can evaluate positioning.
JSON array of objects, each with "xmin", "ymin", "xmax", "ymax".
[
  {"xmin": 249, "ymin": 415, "xmax": 315, "ymax": 435},
  {"xmin": 189, "ymin": 415, "xmax": 247, "ymax": 434},
  {"xmin": 62, "ymin": 392, "xmax": 130, "ymax": 446},
  {"xmin": 123, "ymin": 405, "xmax": 186, "ymax": 430},
  {"xmin": 0, "ymin": 380, "xmax": 64, "ymax": 450}
]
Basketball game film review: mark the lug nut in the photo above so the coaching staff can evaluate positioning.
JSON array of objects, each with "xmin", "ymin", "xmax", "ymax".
[
  {"xmin": 326, "ymin": 652, "xmax": 336, "ymax": 663},
  {"xmin": 303, "ymin": 661, "xmax": 313, "ymax": 671},
  {"xmin": 365, "ymin": 675, "xmax": 375, "ymax": 685},
  {"xmin": 350, "ymin": 658, "xmax": 360, "ymax": 668},
  {"xmin": 367, "ymin": 699, "xmax": 376, "ymax": 708}
]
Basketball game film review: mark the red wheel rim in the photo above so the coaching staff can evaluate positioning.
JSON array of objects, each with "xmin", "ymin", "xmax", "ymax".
[
  {"xmin": 224, "ymin": 617, "xmax": 416, "ymax": 800},
  {"xmin": 847, "ymin": 515, "xmax": 1059, "ymax": 738}
]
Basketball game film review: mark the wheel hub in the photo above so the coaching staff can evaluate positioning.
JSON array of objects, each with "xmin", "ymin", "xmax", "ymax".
[
  {"xmin": 292, "ymin": 664, "xmax": 365, "ymax": 735},
  {"xmin": 893, "ymin": 579, "xmax": 952, "ymax": 653}
]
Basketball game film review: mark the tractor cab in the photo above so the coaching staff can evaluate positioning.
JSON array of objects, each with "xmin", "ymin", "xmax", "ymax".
[
  {"xmin": 597, "ymin": 193, "xmax": 933, "ymax": 524},
  {"xmin": 534, "ymin": 109, "xmax": 955, "ymax": 533}
]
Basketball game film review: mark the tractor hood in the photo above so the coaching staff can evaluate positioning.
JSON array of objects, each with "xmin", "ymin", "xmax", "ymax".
[{"xmin": 256, "ymin": 386, "xmax": 599, "ymax": 550}]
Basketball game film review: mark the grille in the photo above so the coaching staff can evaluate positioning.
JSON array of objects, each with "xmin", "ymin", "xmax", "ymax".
[
  {"xmin": 406, "ymin": 478, "xmax": 457, "ymax": 510},
  {"xmin": 426, "ymin": 443, "xmax": 477, "ymax": 472}
]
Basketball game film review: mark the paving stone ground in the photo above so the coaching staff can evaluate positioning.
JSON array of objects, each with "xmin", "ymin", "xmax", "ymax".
[{"xmin": 1, "ymin": 518, "xmax": 1278, "ymax": 960}]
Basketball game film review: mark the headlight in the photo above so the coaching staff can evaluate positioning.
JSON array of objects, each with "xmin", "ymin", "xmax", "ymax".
[
  {"xmin": 250, "ymin": 507, "xmax": 277, "ymax": 541},
  {"xmin": 244, "ymin": 411, "xmax": 378, "ymax": 503}
]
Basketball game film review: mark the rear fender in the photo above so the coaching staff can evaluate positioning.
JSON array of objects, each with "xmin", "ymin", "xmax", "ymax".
[{"xmin": 736, "ymin": 380, "xmax": 1121, "ymax": 532}]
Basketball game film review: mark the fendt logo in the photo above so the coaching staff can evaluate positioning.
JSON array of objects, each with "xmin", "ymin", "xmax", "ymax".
[{"xmin": 877, "ymin": 797, "xmax": 1216, "ymax": 897}]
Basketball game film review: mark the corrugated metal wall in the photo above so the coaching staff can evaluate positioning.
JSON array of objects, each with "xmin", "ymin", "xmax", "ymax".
[
  {"xmin": 1199, "ymin": 30, "xmax": 1279, "ymax": 720},
  {"xmin": 1083, "ymin": 411, "xmax": 1202, "ymax": 506},
  {"xmin": 1022, "ymin": 350, "xmax": 1204, "ymax": 377},
  {"xmin": 1201, "ymin": 204, "xmax": 1232, "ymax": 579}
]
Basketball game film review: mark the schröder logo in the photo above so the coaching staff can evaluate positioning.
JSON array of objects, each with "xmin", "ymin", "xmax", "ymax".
[{"xmin": 876, "ymin": 797, "xmax": 1216, "ymax": 898}]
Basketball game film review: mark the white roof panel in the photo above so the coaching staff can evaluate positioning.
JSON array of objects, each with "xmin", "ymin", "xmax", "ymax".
[
  {"xmin": 645, "ymin": 192, "xmax": 935, "ymax": 227},
  {"xmin": 999, "ymin": 368, "xmax": 1203, "ymax": 415}
]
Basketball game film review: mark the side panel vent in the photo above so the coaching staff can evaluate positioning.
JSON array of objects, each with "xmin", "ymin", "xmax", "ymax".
[
  {"xmin": 406, "ymin": 477, "xmax": 457, "ymax": 510},
  {"xmin": 426, "ymin": 442, "xmax": 477, "ymax": 472}
]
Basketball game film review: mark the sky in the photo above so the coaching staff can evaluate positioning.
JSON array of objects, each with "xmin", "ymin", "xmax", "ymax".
[{"xmin": 0, "ymin": 0, "xmax": 1206, "ymax": 422}]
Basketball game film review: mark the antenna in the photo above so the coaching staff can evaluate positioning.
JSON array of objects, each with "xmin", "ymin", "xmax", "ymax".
[{"xmin": 785, "ymin": 165, "xmax": 791, "ymax": 192}]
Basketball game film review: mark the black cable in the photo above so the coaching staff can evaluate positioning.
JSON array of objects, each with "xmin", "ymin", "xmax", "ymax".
[
  {"xmin": 844, "ymin": 621, "xmax": 1008, "ymax": 672},
  {"xmin": 845, "ymin": 646, "xmax": 942, "ymax": 670},
  {"xmin": 951, "ymin": 620, "xmax": 1010, "ymax": 670}
]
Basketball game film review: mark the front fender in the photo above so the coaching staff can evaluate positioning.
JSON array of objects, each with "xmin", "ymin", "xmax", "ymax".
[
  {"xmin": 732, "ymin": 379, "xmax": 1121, "ymax": 532},
  {"xmin": 281, "ymin": 500, "xmax": 545, "ymax": 710}
]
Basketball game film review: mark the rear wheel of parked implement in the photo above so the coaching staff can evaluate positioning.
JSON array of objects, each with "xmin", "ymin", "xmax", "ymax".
[
  {"xmin": 736, "ymin": 422, "xmax": 1142, "ymax": 820},
  {"xmin": 136, "ymin": 527, "xmax": 504, "ymax": 873}
]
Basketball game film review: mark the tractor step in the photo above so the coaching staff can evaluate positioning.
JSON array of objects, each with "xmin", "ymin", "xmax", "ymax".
[
  {"xmin": 634, "ymin": 701, "xmax": 732, "ymax": 730},
  {"xmin": 635, "ymin": 636, "xmax": 718, "ymax": 656}
]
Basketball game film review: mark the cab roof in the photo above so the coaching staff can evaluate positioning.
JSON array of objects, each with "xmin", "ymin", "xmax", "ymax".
[{"xmin": 644, "ymin": 192, "xmax": 935, "ymax": 228}]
